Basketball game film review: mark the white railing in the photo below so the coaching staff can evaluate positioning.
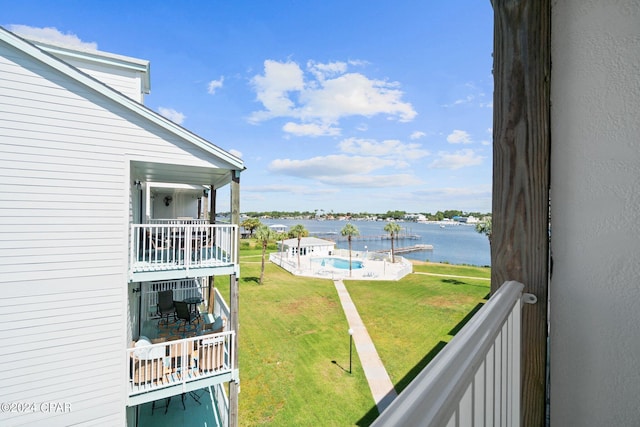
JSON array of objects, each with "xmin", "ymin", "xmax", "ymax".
[
  {"xmin": 212, "ymin": 383, "xmax": 229, "ymax": 427},
  {"xmin": 270, "ymin": 250, "xmax": 413, "ymax": 281},
  {"xmin": 372, "ymin": 281, "xmax": 525, "ymax": 427},
  {"xmin": 143, "ymin": 278, "xmax": 207, "ymax": 321},
  {"xmin": 148, "ymin": 218, "xmax": 210, "ymax": 225},
  {"xmin": 127, "ymin": 331, "xmax": 235, "ymax": 398},
  {"xmin": 130, "ymin": 223, "xmax": 237, "ymax": 276},
  {"xmin": 211, "ymin": 286, "xmax": 231, "ymax": 324}
]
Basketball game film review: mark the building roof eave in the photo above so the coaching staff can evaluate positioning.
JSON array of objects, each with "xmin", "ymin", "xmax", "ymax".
[{"xmin": 0, "ymin": 26, "xmax": 244, "ymax": 172}]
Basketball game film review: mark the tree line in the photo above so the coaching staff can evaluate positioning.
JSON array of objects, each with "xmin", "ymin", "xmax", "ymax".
[{"xmin": 240, "ymin": 209, "xmax": 490, "ymax": 221}]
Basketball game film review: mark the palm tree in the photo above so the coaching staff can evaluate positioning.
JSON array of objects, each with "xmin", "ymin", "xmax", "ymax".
[
  {"xmin": 340, "ymin": 223, "xmax": 360, "ymax": 277},
  {"xmin": 475, "ymin": 217, "xmax": 492, "ymax": 243},
  {"xmin": 255, "ymin": 224, "xmax": 276, "ymax": 285},
  {"xmin": 384, "ymin": 221, "xmax": 401, "ymax": 263},
  {"xmin": 240, "ymin": 218, "xmax": 261, "ymax": 237},
  {"xmin": 289, "ymin": 224, "xmax": 308, "ymax": 269}
]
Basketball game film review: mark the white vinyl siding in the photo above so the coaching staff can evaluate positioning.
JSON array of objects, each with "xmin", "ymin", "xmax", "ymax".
[
  {"xmin": 69, "ymin": 60, "xmax": 145, "ymax": 102},
  {"xmin": 34, "ymin": 43, "xmax": 148, "ymax": 103},
  {"xmin": 0, "ymin": 40, "xmax": 226, "ymax": 426}
]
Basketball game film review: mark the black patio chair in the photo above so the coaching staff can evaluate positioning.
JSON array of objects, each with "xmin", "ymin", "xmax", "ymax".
[
  {"xmin": 157, "ymin": 290, "xmax": 176, "ymax": 326},
  {"xmin": 175, "ymin": 301, "xmax": 197, "ymax": 333}
]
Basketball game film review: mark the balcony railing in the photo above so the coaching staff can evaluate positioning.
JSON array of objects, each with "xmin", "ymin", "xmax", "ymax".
[
  {"xmin": 148, "ymin": 219, "xmax": 210, "ymax": 225},
  {"xmin": 142, "ymin": 279, "xmax": 230, "ymax": 328},
  {"xmin": 129, "ymin": 223, "xmax": 238, "ymax": 281},
  {"xmin": 127, "ymin": 331, "xmax": 235, "ymax": 404},
  {"xmin": 212, "ymin": 382, "xmax": 229, "ymax": 427},
  {"xmin": 372, "ymin": 281, "xmax": 526, "ymax": 427}
]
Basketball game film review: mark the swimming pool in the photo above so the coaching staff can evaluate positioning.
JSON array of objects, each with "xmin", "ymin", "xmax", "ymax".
[{"xmin": 312, "ymin": 257, "xmax": 364, "ymax": 270}]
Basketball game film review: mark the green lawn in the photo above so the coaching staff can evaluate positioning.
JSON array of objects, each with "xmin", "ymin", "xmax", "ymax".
[
  {"xmin": 218, "ymin": 249, "xmax": 490, "ymax": 426},
  {"xmin": 344, "ymin": 267, "xmax": 490, "ymax": 393}
]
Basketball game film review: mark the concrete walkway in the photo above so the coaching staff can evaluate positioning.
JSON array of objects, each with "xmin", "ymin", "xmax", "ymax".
[{"xmin": 333, "ymin": 280, "xmax": 397, "ymax": 414}]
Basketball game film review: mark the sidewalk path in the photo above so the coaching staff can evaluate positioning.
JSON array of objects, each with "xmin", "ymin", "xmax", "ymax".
[{"xmin": 333, "ymin": 280, "xmax": 397, "ymax": 414}]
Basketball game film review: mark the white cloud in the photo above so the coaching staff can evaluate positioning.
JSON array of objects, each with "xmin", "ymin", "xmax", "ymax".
[
  {"xmin": 443, "ymin": 81, "xmax": 493, "ymax": 109},
  {"xmin": 228, "ymin": 149, "xmax": 243, "ymax": 158},
  {"xmin": 306, "ymin": 60, "xmax": 348, "ymax": 81},
  {"xmin": 338, "ymin": 138, "xmax": 429, "ymax": 161},
  {"xmin": 249, "ymin": 60, "xmax": 304, "ymax": 122},
  {"xmin": 207, "ymin": 77, "xmax": 224, "ymax": 94},
  {"xmin": 300, "ymin": 72, "xmax": 416, "ymax": 122},
  {"xmin": 410, "ymin": 131, "xmax": 426, "ymax": 140},
  {"xmin": 414, "ymin": 185, "xmax": 491, "ymax": 198},
  {"xmin": 318, "ymin": 173, "xmax": 422, "ymax": 188},
  {"xmin": 451, "ymin": 95, "xmax": 475, "ymax": 106},
  {"xmin": 282, "ymin": 122, "xmax": 341, "ymax": 137},
  {"xmin": 269, "ymin": 154, "xmax": 395, "ymax": 177},
  {"xmin": 158, "ymin": 107, "xmax": 185, "ymax": 124},
  {"xmin": 8, "ymin": 25, "xmax": 97, "ymax": 51},
  {"xmin": 429, "ymin": 149, "xmax": 484, "ymax": 170},
  {"xmin": 267, "ymin": 152, "xmax": 424, "ymax": 188},
  {"xmin": 447, "ymin": 130, "xmax": 472, "ymax": 144},
  {"xmin": 245, "ymin": 184, "xmax": 338, "ymax": 195},
  {"xmin": 248, "ymin": 59, "xmax": 416, "ymax": 131},
  {"xmin": 411, "ymin": 185, "xmax": 492, "ymax": 208}
]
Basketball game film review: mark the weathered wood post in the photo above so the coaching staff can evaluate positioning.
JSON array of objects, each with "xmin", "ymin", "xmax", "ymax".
[
  {"xmin": 228, "ymin": 171, "xmax": 241, "ymax": 427},
  {"xmin": 492, "ymin": 1, "xmax": 550, "ymax": 425},
  {"xmin": 208, "ymin": 186, "xmax": 216, "ymax": 315}
]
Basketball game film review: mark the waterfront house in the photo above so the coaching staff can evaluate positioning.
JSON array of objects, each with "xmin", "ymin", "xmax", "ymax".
[
  {"xmin": 0, "ymin": 27, "xmax": 243, "ymax": 426},
  {"xmin": 373, "ymin": 1, "xmax": 640, "ymax": 426}
]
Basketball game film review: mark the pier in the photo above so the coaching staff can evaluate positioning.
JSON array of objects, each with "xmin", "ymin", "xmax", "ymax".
[
  {"xmin": 375, "ymin": 244, "xmax": 434, "ymax": 254},
  {"xmin": 311, "ymin": 232, "xmax": 421, "ymax": 242}
]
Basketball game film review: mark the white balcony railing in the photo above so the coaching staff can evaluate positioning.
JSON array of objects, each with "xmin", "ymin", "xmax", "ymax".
[
  {"xmin": 144, "ymin": 278, "xmax": 207, "ymax": 321},
  {"xmin": 372, "ymin": 281, "xmax": 526, "ymax": 427},
  {"xmin": 129, "ymin": 224, "xmax": 238, "ymax": 279},
  {"xmin": 148, "ymin": 218, "xmax": 210, "ymax": 225},
  {"xmin": 212, "ymin": 382, "xmax": 229, "ymax": 427},
  {"xmin": 127, "ymin": 331, "xmax": 235, "ymax": 400},
  {"xmin": 143, "ymin": 279, "xmax": 230, "ymax": 326}
]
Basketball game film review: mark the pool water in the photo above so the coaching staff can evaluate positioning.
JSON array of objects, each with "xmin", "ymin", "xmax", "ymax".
[{"xmin": 313, "ymin": 257, "xmax": 364, "ymax": 270}]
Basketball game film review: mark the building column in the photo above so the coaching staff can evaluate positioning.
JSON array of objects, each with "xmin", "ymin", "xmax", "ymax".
[{"xmin": 228, "ymin": 171, "xmax": 240, "ymax": 427}]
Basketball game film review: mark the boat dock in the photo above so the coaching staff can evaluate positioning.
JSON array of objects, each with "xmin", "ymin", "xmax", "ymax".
[
  {"xmin": 375, "ymin": 244, "xmax": 434, "ymax": 254},
  {"xmin": 312, "ymin": 232, "xmax": 421, "ymax": 242}
]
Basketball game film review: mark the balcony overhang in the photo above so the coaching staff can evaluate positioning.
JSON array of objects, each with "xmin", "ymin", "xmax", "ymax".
[
  {"xmin": 130, "ymin": 265, "xmax": 238, "ymax": 283},
  {"xmin": 127, "ymin": 371, "xmax": 234, "ymax": 407},
  {"xmin": 131, "ymin": 160, "xmax": 240, "ymax": 189}
]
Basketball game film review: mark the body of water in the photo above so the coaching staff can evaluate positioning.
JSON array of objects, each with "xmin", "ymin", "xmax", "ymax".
[{"xmin": 260, "ymin": 219, "xmax": 491, "ymax": 267}]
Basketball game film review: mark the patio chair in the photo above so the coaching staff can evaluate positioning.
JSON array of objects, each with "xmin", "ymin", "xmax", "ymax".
[
  {"xmin": 202, "ymin": 315, "xmax": 226, "ymax": 334},
  {"xmin": 147, "ymin": 230, "xmax": 172, "ymax": 263},
  {"xmin": 132, "ymin": 356, "xmax": 165, "ymax": 385},
  {"xmin": 192, "ymin": 235, "xmax": 215, "ymax": 263},
  {"xmin": 131, "ymin": 337, "xmax": 167, "ymax": 385},
  {"xmin": 157, "ymin": 290, "xmax": 176, "ymax": 326},
  {"xmin": 175, "ymin": 300, "xmax": 196, "ymax": 334}
]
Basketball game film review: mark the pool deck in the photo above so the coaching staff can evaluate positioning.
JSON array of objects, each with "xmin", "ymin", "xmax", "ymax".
[{"xmin": 270, "ymin": 250, "xmax": 413, "ymax": 281}]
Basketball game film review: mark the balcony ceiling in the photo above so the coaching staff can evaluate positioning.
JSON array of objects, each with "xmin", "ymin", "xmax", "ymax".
[{"xmin": 132, "ymin": 160, "xmax": 234, "ymax": 189}]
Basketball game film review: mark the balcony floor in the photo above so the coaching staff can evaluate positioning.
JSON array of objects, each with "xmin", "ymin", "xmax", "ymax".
[
  {"xmin": 138, "ymin": 386, "xmax": 222, "ymax": 427},
  {"xmin": 140, "ymin": 311, "xmax": 224, "ymax": 342}
]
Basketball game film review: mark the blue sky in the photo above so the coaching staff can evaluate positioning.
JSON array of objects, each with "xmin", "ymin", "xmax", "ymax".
[{"xmin": 2, "ymin": 1, "xmax": 494, "ymax": 214}]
